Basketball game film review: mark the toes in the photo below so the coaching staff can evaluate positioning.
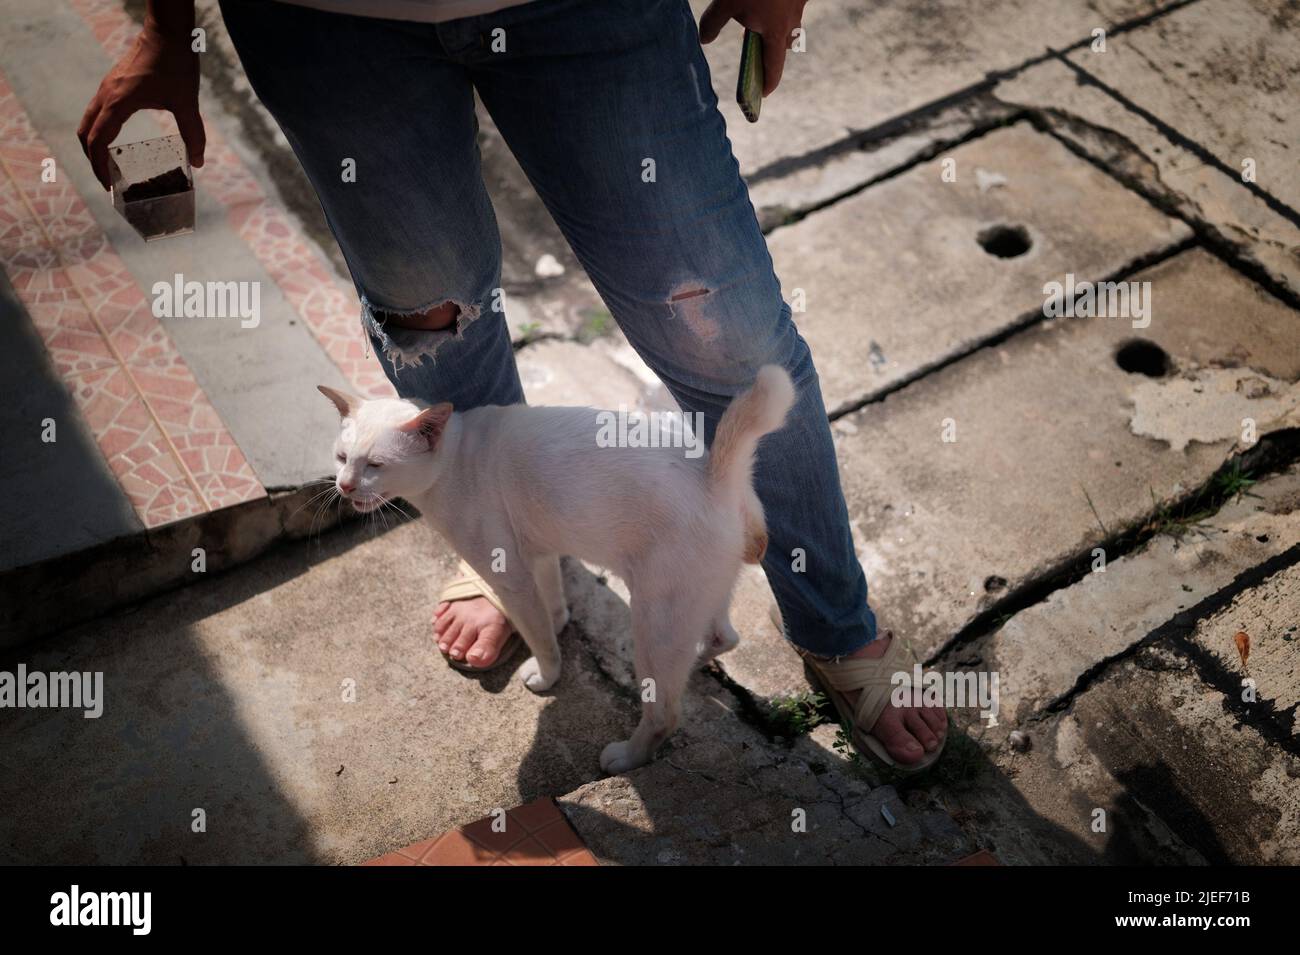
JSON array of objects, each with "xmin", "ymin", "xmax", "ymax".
[
  {"xmin": 904, "ymin": 709, "xmax": 940, "ymax": 753},
  {"xmin": 871, "ymin": 707, "xmax": 925, "ymax": 765},
  {"xmin": 437, "ymin": 618, "xmax": 461, "ymax": 654},
  {"xmin": 448, "ymin": 622, "xmax": 477, "ymax": 661},
  {"xmin": 433, "ymin": 608, "xmax": 453, "ymax": 636},
  {"xmin": 465, "ymin": 621, "xmax": 510, "ymax": 667},
  {"xmin": 920, "ymin": 702, "xmax": 948, "ymax": 736}
]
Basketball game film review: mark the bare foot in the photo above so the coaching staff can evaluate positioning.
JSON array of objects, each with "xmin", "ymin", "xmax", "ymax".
[
  {"xmin": 841, "ymin": 632, "xmax": 948, "ymax": 766},
  {"xmin": 433, "ymin": 596, "xmax": 512, "ymax": 667}
]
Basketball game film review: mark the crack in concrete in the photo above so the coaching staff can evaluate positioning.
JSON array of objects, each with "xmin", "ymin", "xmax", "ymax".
[
  {"xmin": 808, "ymin": 769, "xmax": 879, "ymax": 845},
  {"xmin": 742, "ymin": 0, "xmax": 1206, "ymax": 190},
  {"xmin": 1019, "ymin": 109, "xmax": 1300, "ymax": 313},
  {"xmin": 1037, "ymin": 540, "xmax": 1300, "ymax": 750},
  {"xmin": 1049, "ymin": 51, "xmax": 1300, "ymax": 234},
  {"xmin": 930, "ymin": 429, "xmax": 1300, "ymax": 668},
  {"xmin": 757, "ymin": 100, "xmax": 1023, "ymax": 235}
]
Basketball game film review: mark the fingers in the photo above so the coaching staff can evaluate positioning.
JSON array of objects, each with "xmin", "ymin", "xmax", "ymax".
[
  {"xmin": 698, "ymin": 0, "xmax": 733, "ymax": 44},
  {"xmin": 761, "ymin": 30, "xmax": 788, "ymax": 96},
  {"xmin": 173, "ymin": 107, "xmax": 207, "ymax": 169},
  {"xmin": 85, "ymin": 107, "xmax": 127, "ymax": 192},
  {"xmin": 76, "ymin": 95, "xmax": 99, "ymax": 165}
]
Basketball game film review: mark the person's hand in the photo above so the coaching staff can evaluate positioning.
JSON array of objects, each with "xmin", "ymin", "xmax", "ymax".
[
  {"xmin": 77, "ymin": 17, "xmax": 204, "ymax": 191},
  {"xmin": 699, "ymin": 0, "xmax": 809, "ymax": 96}
]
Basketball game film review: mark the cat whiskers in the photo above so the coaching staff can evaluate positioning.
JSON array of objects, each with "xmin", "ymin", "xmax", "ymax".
[
  {"xmin": 287, "ymin": 479, "xmax": 340, "ymax": 524},
  {"xmin": 373, "ymin": 494, "xmax": 407, "ymax": 532},
  {"xmin": 308, "ymin": 484, "xmax": 343, "ymax": 541},
  {"xmin": 379, "ymin": 495, "xmax": 414, "ymax": 523}
]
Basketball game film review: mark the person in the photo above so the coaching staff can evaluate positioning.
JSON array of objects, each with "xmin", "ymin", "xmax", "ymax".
[{"xmin": 80, "ymin": 0, "xmax": 947, "ymax": 770}]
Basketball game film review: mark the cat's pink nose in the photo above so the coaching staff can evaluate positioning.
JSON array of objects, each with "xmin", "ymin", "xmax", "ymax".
[{"xmin": 338, "ymin": 479, "xmax": 356, "ymax": 495}]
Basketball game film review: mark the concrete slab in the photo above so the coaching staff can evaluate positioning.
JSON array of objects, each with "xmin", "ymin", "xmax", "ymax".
[
  {"xmin": 994, "ymin": 59, "xmax": 1300, "ymax": 300},
  {"xmin": 1, "ymin": 484, "xmax": 361, "ymax": 647},
  {"xmin": 746, "ymin": 97, "xmax": 1015, "ymax": 231},
  {"xmin": 1066, "ymin": 0, "xmax": 1300, "ymax": 213},
  {"xmin": 1188, "ymin": 559, "xmax": 1300, "ymax": 719},
  {"xmin": 718, "ymin": 248, "xmax": 1300, "ymax": 705},
  {"xmin": 982, "ymin": 466, "xmax": 1300, "ymax": 727},
  {"xmin": 0, "ymin": 499, "xmax": 969, "ymax": 865},
  {"xmin": 503, "ymin": 279, "xmax": 610, "ymax": 342},
  {"xmin": 1035, "ymin": 630, "xmax": 1299, "ymax": 864},
  {"xmin": 0, "ymin": 518, "xmax": 643, "ymax": 863},
  {"xmin": 767, "ymin": 122, "xmax": 1191, "ymax": 415},
  {"xmin": 940, "ymin": 541, "xmax": 1300, "ymax": 865},
  {"xmin": 693, "ymin": 0, "xmax": 1182, "ymax": 175},
  {"xmin": 515, "ymin": 338, "xmax": 649, "ymax": 410}
]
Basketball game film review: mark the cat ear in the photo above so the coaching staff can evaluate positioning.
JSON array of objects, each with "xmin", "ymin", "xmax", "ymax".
[
  {"xmin": 317, "ymin": 385, "xmax": 361, "ymax": 419},
  {"xmin": 398, "ymin": 402, "xmax": 453, "ymax": 449}
]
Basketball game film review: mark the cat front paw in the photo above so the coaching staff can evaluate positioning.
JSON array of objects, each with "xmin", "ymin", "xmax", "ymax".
[
  {"xmin": 519, "ymin": 656, "xmax": 559, "ymax": 693},
  {"xmin": 599, "ymin": 739, "xmax": 649, "ymax": 775}
]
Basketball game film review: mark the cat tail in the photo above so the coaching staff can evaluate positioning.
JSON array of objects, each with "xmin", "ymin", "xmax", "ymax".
[{"xmin": 707, "ymin": 365, "xmax": 796, "ymax": 564}]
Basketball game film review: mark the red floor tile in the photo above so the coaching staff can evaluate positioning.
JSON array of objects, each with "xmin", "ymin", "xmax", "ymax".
[{"xmin": 361, "ymin": 799, "xmax": 600, "ymax": 867}]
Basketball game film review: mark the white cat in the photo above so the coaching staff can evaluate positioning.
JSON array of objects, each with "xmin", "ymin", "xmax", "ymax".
[{"xmin": 318, "ymin": 365, "xmax": 795, "ymax": 774}]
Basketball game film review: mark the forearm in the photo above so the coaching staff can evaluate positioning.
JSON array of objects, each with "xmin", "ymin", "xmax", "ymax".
[
  {"xmin": 144, "ymin": 0, "xmax": 196, "ymax": 39},
  {"xmin": 79, "ymin": 0, "xmax": 206, "ymax": 188}
]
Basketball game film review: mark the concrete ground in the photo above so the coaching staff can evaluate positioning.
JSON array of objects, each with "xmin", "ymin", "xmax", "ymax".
[{"xmin": 1, "ymin": 0, "xmax": 1298, "ymax": 864}]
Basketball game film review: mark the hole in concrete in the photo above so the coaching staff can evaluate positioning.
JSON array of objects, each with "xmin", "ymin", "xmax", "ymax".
[
  {"xmin": 1115, "ymin": 339, "xmax": 1171, "ymax": 378},
  {"xmin": 976, "ymin": 224, "xmax": 1031, "ymax": 259},
  {"xmin": 1256, "ymin": 534, "xmax": 1270, "ymax": 543},
  {"xmin": 984, "ymin": 575, "xmax": 1008, "ymax": 593}
]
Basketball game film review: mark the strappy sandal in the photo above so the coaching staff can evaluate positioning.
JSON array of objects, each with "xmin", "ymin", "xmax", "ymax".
[
  {"xmin": 799, "ymin": 629, "xmax": 948, "ymax": 774},
  {"xmin": 436, "ymin": 560, "xmax": 523, "ymax": 672}
]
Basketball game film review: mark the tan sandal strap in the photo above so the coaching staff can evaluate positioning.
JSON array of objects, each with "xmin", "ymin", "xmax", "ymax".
[
  {"xmin": 437, "ymin": 559, "xmax": 509, "ymax": 619},
  {"xmin": 805, "ymin": 632, "xmax": 917, "ymax": 732}
]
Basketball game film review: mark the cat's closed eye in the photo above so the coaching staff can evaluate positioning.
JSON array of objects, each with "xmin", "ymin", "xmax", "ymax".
[
  {"xmin": 335, "ymin": 452, "xmax": 346, "ymax": 463},
  {"xmin": 368, "ymin": 460, "xmax": 384, "ymax": 469}
]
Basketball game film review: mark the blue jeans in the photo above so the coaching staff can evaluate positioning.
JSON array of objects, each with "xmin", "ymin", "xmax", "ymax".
[{"xmin": 220, "ymin": 0, "xmax": 878, "ymax": 656}]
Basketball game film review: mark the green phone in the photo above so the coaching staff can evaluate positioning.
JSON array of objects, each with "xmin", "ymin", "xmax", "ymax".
[{"xmin": 736, "ymin": 29, "xmax": 763, "ymax": 123}]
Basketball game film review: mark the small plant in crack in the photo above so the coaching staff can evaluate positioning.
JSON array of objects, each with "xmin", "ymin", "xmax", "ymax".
[
  {"xmin": 1137, "ymin": 458, "xmax": 1263, "ymax": 546},
  {"xmin": 1080, "ymin": 484, "xmax": 1108, "ymax": 538},
  {"xmin": 931, "ymin": 730, "xmax": 985, "ymax": 790},
  {"xmin": 516, "ymin": 320, "xmax": 542, "ymax": 340},
  {"xmin": 1210, "ymin": 459, "xmax": 1258, "ymax": 503},
  {"xmin": 1144, "ymin": 486, "xmax": 1215, "ymax": 541},
  {"xmin": 577, "ymin": 307, "xmax": 614, "ymax": 342},
  {"xmin": 771, "ymin": 690, "xmax": 828, "ymax": 735},
  {"xmin": 832, "ymin": 720, "xmax": 863, "ymax": 765}
]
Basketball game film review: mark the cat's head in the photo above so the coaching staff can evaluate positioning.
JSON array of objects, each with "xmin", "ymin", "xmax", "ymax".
[{"xmin": 317, "ymin": 386, "xmax": 453, "ymax": 512}]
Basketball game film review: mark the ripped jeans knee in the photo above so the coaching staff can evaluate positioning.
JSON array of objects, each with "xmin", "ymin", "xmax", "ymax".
[
  {"xmin": 655, "ymin": 278, "xmax": 800, "ymax": 394},
  {"xmin": 362, "ymin": 292, "xmax": 485, "ymax": 371}
]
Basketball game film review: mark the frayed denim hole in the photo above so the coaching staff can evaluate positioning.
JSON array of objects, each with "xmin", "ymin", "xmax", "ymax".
[{"xmin": 360, "ymin": 296, "xmax": 483, "ymax": 372}]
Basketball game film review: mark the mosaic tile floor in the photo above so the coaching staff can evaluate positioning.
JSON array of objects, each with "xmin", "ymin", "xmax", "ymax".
[
  {"xmin": 0, "ymin": 2, "xmax": 394, "ymax": 533},
  {"xmin": 0, "ymin": 73, "xmax": 262, "ymax": 526}
]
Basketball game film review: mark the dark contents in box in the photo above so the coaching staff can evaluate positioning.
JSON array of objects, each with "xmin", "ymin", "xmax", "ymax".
[{"xmin": 121, "ymin": 166, "xmax": 190, "ymax": 202}]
